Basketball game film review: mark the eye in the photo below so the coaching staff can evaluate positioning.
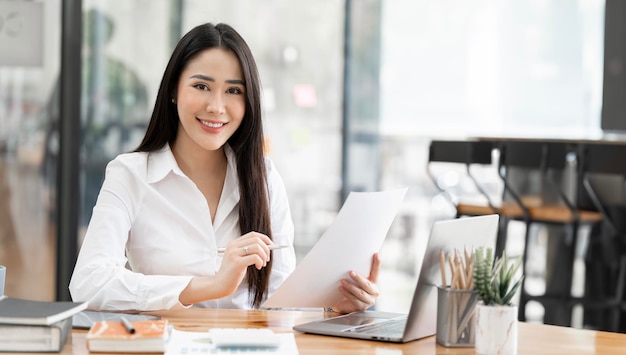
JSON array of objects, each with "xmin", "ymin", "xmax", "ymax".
[
  {"xmin": 227, "ymin": 87, "xmax": 243, "ymax": 95},
  {"xmin": 194, "ymin": 83, "xmax": 209, "ymax": 91}
]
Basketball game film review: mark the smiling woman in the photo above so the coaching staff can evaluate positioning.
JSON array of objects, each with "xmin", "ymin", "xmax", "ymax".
[
  {"xmin": 69, "ymin": 23, "xmax": 292, "ymax": 311},
  {"xmin": 68, "ymin": 22, "xmax": 381, "ymax": 315}
]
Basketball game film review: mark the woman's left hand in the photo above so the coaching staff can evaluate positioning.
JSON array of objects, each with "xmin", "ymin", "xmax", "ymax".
[{"xmin": 331, "ymin": 253, "xmax": 381, "ymax": 314}]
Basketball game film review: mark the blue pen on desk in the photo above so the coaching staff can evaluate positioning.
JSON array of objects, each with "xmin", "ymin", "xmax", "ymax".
[
  {"xmin": 120, "ymin": 316, "xmax": 136, "ymax": 334},
  {"xmin": 217, "ymin": 244, "xmax": 289, "ymax": 254}
]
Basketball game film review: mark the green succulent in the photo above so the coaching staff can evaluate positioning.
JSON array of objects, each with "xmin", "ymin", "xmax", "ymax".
[{"xmin": 473, "ymin": 247, "xmax": 524, "ymax": 306}]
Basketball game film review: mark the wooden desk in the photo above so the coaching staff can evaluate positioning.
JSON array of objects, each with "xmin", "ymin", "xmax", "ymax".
[{"xmin": 50, "ymin": 309, "xmax": 626, "ymax": 354}]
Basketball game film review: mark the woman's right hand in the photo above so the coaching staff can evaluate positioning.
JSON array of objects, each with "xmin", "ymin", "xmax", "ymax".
[
  {"xmin": 179, "ymin": 231, "xmax": 273, "ymax": 305},
  {"xmin": 215, "ymin": 231, "xmax": 273, "ymax": 293}
]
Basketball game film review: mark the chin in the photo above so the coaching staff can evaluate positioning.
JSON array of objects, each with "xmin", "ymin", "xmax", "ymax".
[{"xmin": 198, "ymin": 143, "xmax": 227, "ymax": 152}]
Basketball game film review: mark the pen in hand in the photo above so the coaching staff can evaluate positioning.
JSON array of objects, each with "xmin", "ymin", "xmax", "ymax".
[
  {"xmin": 120, "ymin": 316, "xmax": 136, "ymax": 334},
  {"xmin": 217, "ymin": 244, "xmax": 289, "ymax": 254}
]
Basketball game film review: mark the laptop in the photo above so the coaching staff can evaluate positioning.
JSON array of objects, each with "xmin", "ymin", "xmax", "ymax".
[{"xmin": 293, "ymin": 214, "xmax": 499, "ymax": 343}]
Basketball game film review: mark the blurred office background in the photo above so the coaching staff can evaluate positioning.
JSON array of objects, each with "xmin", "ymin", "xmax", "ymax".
[{"xmin": 0, "ymin": 0, "xmax": 610, "ymax": 327}]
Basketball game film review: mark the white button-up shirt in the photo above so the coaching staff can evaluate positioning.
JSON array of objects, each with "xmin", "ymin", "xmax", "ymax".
[{"xmin": 69, "ymin": 144, "xmax": 296, "ymax": 311}]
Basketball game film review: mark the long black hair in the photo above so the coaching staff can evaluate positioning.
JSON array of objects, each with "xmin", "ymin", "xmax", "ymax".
[{"xmin": 135, "ymin": 23, "xmax": 272, "ymax": 308}]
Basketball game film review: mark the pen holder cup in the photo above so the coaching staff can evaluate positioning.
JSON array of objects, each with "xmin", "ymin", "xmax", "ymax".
[{"xmin": 436, "ymin": 286, "xmax": 478, "ymax": 347}]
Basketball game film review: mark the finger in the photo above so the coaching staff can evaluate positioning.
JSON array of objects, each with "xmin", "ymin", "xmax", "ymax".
[
  {"xmin": 368, "ymin": 253, "xmax": 381, "ymax": 283},
  {"xmin": 252, "ymin": 255, "xmax": 265, "ymax": 270},
  {"xmin": 239, "ymin": 254, "xmax": 267, "ymax": 270},
  {"xmin": 241, "ymin": 231, "xmax": 273, "ymax": 246},
  {"xmin": 241, "ymin": 243, "xmax": 270, "ymax": 263},
  {"xmin": 348, "ymin": 271, "xmax": 379, "ymax": 297},
  {"xmin": 338, "ymin": 283, "xmax": 373, "ymax": 309},
  {"xmin": 343, "ymin": 277, "xmax": 378, "ymax": 302},
  {"xmin": 240, "ymin": 234, "xmax": 272, "ymax": 261},
  {"xmin": 239, "ymin": 245, "xmax": 269, "ymax": 269}
]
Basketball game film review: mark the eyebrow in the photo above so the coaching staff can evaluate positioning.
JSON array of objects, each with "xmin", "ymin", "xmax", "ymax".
[{"xmin": 189, "ymin": 74, "xmax": 245, "ymax": 85}]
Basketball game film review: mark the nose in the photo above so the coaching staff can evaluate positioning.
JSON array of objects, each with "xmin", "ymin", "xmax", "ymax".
[{"xmin": 206, "ymin": 92, "xmax": 225, "ymax": 114}]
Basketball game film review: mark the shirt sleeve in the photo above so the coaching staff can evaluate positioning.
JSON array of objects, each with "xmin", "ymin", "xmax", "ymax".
[
  {"xmin": 264, "ymin": 158, "xmax": 297, "ymax": 299},
  {"xmin": 68, "ymin": 157, "xmax": 192, "ymax": 311}
]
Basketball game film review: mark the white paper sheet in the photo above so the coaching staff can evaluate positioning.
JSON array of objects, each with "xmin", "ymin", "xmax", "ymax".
[
  {"xmin": 262, "ymin": 187, "xmax": 408, "ymax": 308},
  {"xmin": 165, "ymin": 329, "xmax": 298, "ymax": 354}
]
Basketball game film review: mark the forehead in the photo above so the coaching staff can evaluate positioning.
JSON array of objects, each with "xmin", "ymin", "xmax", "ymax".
[{"xmin": 182, "ymin": 48, "xmax": 243, "ymax": 80}]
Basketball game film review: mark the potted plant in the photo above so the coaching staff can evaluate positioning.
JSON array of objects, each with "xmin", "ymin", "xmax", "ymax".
[{"xmin": 473, "ymin": 247, "xmax": 524, "ymax": 355}]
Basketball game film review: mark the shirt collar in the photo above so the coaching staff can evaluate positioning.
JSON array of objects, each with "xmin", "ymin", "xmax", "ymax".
[{"xmin": 146, "ymin": 144, "xmax": 179, "ymax": 183}]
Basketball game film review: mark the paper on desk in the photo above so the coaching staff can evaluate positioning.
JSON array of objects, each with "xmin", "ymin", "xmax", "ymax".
[
  {"xmin": 165, "ymin": 329, "xmax": 299, "ymax": 354},
  {"xmin": 262, "ymin": 187, "xmax": 408, "ymax": 308}
]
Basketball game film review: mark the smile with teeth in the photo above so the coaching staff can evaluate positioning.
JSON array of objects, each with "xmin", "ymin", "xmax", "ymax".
[{"xmin": 199, "ymin": 119, "xmax": 225, "ymax": 128}]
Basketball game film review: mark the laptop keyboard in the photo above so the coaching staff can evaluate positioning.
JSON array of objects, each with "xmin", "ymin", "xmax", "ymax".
[{"xmin": 345, "ymin": 317, "xmax": 407, "ymax": 337}]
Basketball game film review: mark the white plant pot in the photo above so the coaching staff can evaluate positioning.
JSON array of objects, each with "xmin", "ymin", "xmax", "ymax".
[{"xmin": 475, "ymin": 303, "xmax": 518, "ymax": 355}]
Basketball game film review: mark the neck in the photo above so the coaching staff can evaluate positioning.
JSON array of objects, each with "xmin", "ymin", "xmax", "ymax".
[{"xmin": 171, "ymin": 140, "xmax": 228, "ymax": 178}]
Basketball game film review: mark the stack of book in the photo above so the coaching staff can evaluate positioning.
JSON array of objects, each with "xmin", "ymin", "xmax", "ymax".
[
  {"xmin": 86, "ymin": 319, "xmax": 170, "ymax": 353},
  {"xmin": 0, "ymin": 296, "xmax": 87, "ymax": 352}
]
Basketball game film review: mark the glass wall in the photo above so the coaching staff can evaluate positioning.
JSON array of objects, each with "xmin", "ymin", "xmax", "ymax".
[
  {"xmin": 78, "ymin": 1, "xmax": 176, "ymax": 228},
  {"xmin": 379, "ymin": 0, "xmax": 605, "ymax": 139},
  {"xmin": 0, "ymin": 0, "xmax": 61, "ymax": 301},
  {"xmin": 370, "ymin": 0, "xmax": 606, "ymax": 314}
]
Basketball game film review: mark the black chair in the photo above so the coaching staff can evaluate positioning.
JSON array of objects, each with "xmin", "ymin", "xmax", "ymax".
[
  {"xmin": 427, "ymin": 140, "xmax": 499, "ymax": 218},
  {"xmin": 427, "ymin": 140, "xmax": 513, "ymax": 263},
  {"xmin": 497, "ymin": 141, "xmax": 602, "ymax": 324},
  {"xmin": 578, "ymin": 142, "xmax": 626, "ymax": 332}
]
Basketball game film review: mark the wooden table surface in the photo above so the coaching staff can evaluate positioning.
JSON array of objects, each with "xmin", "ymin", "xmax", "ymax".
[
  {"xmin": 33, "ymin": 308, "xmax": 624, "ymax": 354},
  {"xmin": 3, "ymin": 308, "xmax": 608, "ymax": 355}
]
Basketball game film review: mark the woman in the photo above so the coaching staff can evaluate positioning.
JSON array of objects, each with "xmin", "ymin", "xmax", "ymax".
[{"xmin": 69, "ymin": 23, "xmax": 379, "ymax": 313}]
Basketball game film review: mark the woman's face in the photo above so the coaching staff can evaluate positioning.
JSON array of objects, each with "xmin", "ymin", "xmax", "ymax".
[{"xmin": 174, "ymin": 48, "xmax": 246, "ymax": 152}]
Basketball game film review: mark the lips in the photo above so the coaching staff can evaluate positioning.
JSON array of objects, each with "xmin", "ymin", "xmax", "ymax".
[{"xmin": 198, "ymin": 119, "xmax": 225, "ymax": 128}]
